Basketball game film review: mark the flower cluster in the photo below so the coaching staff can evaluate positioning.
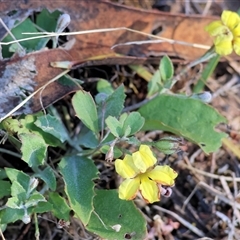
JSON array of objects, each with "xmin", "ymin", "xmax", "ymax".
[
  {"xmin": 205, "ymin": 10, "xmax": 240, "ymax": 56},
  {"xmin": 115, "ymin": 145, "xmax": 178, "ymax": 204}
]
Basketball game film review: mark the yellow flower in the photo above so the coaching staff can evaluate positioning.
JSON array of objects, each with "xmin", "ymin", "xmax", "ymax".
[
  {"xmin": 205, "ymin": 10, "xmax": 240, "ymax": 55},
  {"xmin": 115, "ymin": 145, "xmax": 178, "ymax": 203}
]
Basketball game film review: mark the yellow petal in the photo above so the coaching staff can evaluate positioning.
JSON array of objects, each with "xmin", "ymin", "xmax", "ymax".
[
  {"xmin": 115, "ymin": 155, "xmax": 139, "ymax": 178},
  {"xmin": 222, "ymin": 10, "xmax": 240, "ymax": 30},
  {"xmin": 147, "ymin": 165, "xmax": 178, "ymax": 186},
  {"xmin": 214, "ymin": 36, "xmax": 233, "ymax": 55},
  {"xmin": 205, "ymin": 21, "xmax": 225, "ymax": 36},
  {"xmin": 132, "ymin": 145, "xmax": 157, "ymax": 173},
  {"xmin": 233, "ymin": 37, "xmax": 240, "ymax": 55},
  {"xmin": 139, "ymin": 175, "xmax": 160, "ymax": 203},
  {"xmin": 232, "ymin": 24, "xmax": 240, "ymax": 37},
  {"xmin": 118, "ymin": 177, "xmax": 140, "ymax": 200}
]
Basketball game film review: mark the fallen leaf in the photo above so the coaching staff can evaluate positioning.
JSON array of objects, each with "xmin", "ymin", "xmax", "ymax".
[{"xmin": 0, "ymin": 0, "xmax": 221, "ymax": 117}]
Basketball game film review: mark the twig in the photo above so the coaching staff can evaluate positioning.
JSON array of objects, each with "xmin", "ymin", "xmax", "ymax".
[
  {"xmin": 212, "ymin": 75, "xmax": 238, "ymax": 99},
  {"xmin": 179, "ymin": 161, "xmax": 240, "ymax": 182},
  {"xmin": 0, "ymin": 227, "xmax": 6, "ymax": 240},
  {"xmin": 0, "ymin": 18, "xmax": 24, "ymax": 53},
  {"xmin": 0, "ymin": 27, "xmax": 210, "ymax": 51},
  {"xmin": 183, "ymin": 181, "xmax": 240, "ymax": 210},
  {"xmin": 153, "ymin": 205, "xmax": 205, "ymax": 237}
]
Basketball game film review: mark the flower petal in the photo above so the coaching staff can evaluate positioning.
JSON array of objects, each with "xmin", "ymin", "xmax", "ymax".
[
  {"xmin": 147, "ymin": 165, "xmax": 178, "ymax": 186},
  {"xmin": 233, "ymin": 37, "xmax": 240, "ymax": 55},
  {"xmin": 232, "ymin": 23, "xmax": 240, "ymax": 37},
  {"xmin": 115, "ymin": 154, "xmax": 139, "ymax": 178},
  {"xmin": 222, "ymin": 10, "xmax": 240, "ymax": 30},
  {"xmin": 132, "ymin": 145, "xmax": 157, "ymax": 173},
  {"xmin": 139, "ymin": 175, "xmax": 160, "ymax": 203},
  {"xmin": 205, "ymin": 21, "xmax": 225, "ymax": 36},
  {"xmin": 214, "ymin": 36, "xmax": 233, "ymax": 55},
  {"xmin": 118, "ymin": 177, "xmax": 140, "ymax": 200}
]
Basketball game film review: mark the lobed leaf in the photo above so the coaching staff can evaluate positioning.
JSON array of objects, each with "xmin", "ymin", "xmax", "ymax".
[
  {"xmin": 0, "ymin": 208, "xmax": 24, "ymax": 224},
  {"xmin": 48, "ymin": 192, "xmax": 71, "ymax": 221},
  {"xmin": 139, "ymin": 94, "xmax": 227, "ymax": 153},
  {"xmin": 35, "ymin": 114, "xmax": 69, "ymax": 143},
  {"xmin": 19, "ymin": 133, "xmax": 48, "ymax": 167},
  {"xmin": 87, "ymin": 190, "xmax": 147, "ymax": 240},
  {"xmin": 35, "ymin": 166, "xmax": 56, "ymax": 191}
]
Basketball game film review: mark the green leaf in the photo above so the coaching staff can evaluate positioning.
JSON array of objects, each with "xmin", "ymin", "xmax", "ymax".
[
  {"xmin": 160, "ymin": 55, "xmax": 174, "ymax": 82},
  {"xmin": 0, "ymin": 208, "xmax": 24, "ymax": 224},
  {"xmin": 20, "ymin": 115, "xmax": 63, "ymax": 147},
  {"xmin": 97, "ymin": 79, "xmax": 114, "ymax": 95},
  {"xmin": 139, "ymin": 94, "xmax": 227, "ymax": 153},
  {"xmin": 98, "ymin": 85, "xmax": 125, "ymax": 122},
  {"xmin": 6, "ymin": 197, "xmax": 21, "ymax": 209},
  {"xmin": 48, "ymin": 192, "xmax": 71, "ymax": 221},
  {"xmin": 58, "ymin": 74, "xmax": 83, "ymax": 87},
  {"xmin": 126, "ymin": 136, "xmax": 141, "ymax": 146},
  {"xmin": 76, "ymin": 125, "xmax": 99, "ymax": 149},
  {"xmin": 0, "ymin": 180, "xmax": 11, "ymax": 198},
  {"xmin": 147, "ymin": 70, "xmax": 161, "ymax": 97},
  {"xmin": 35, "ymin": 9, "xmax": 61, "ymax": 49},
  {"xmin": 33, "ymin": 201, "xmax": 53, "ymax": 214},
  {"xmin": 11, "ymin": 181, "xmax": 27, "ymax": 202},
  {"xmin": 25, "ymin": 192, "xmax": 46, "ymax": 208},
  {"xmin": 59, "ymin": 155, "xmax": 98, "ymax": 225},
  {"xmin": 87, "ymin": 190, "xmax": 147, "ymax": 240},
  {"xmin": 36, "ymin": 9, "xmax": 61, "ymax": 32},
  {"xmin": 122, "ymin": 112, "xmax": 145, "ymax": 136},
  {"xmin": 105, "ymin": 116, "xmax": 122, "ymax": 137},
  {"xmin": 2, "ymin": 115, "xmax": 61, "ymax": 147},
  {"xmin": 35, "ymin": 166, "xmax": 56, "ymax": 191},
  {"xmin": 35, "ymin": 114, "xmax": 69, "ymax": 143},
  {"xmin": 2, "ymin": 18, "xmax": 41, "ymax": 57},
  {"xmin": 5, "ymin": 168, "xmax": 30, "ymax": 192},
  {"xmin": 19, "ymin": 133, "xmax": 48, "ymax": 167},
  {"xmin": 72, "ymin": 91, "xmax": 99, "ymax": 133}
]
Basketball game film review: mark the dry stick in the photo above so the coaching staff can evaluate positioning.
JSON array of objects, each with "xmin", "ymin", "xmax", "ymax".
[
  {"xmin": 0, "ymin": 27, "xmax": 210, "ymax": 50},
  {"xmin": 153, "ymin": 205, "xmax": 205, "ymax": 237},
  {"xmin": 202, "ymin": 0, "xmax": 213, "ymax": 16},
  {"xmin": 0, "ymin": 18, "xmax": 24, "ymax": 53},
  {"xmin": 0, "ymin": 228, "xmax": 6, "ymax": 240},
  {"xmin": 180, "ymin": 161, "xmax": 240, "ymax": 182},
  {"xmin": 0, "ymin": 69, "xmax": 69, "ymax": 123},
  {"xmin": 220, "ymin": 176, "xmax": 240, "ymax": 240},
  {"xmin": 183, "ymin": 181, "xmax": 240, "ymax": 211},
  {"xmin": 212, "ymin": 75, "xmax": 239, "ymax": 99}
]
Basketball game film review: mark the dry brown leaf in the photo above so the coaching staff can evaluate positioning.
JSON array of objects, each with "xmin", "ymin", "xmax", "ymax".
[{"xmin": 0, "ymin": 0, "xmax": 219, "ymax": 117}]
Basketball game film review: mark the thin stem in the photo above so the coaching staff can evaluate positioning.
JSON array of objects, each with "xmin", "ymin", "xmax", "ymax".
[
  {"xmin": 0, "ymin": 148, "xmax": 22, "ymax": 158},
  {"xmin": 34, "ymin": 213, "xmax": 40, "ymax": 240}
]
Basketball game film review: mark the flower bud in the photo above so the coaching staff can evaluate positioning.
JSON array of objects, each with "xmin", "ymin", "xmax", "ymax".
[
  {"xmin": 22, "ymin": 212, "xmax": 31, "ymax": 224},
  {"xmin": 105, "ymin": 145, "xmax": 114, "ymax": 162},
  {"xmin": 154, "ymin": 136, "xmax": 183, "ymax": 155},
  {"xmin": 28, "ymin": 177, "xmax": 39, "ymax": 193},
  {"xmin": 190, "ymin": 91, "xmax": 212, "ymax": 103}
]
